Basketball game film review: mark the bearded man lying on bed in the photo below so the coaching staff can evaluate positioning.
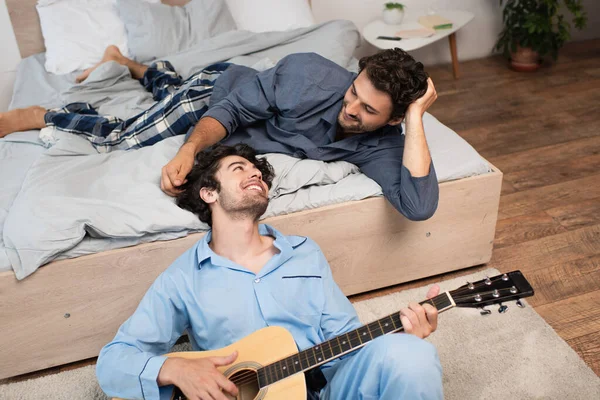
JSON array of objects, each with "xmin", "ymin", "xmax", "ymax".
[{"xmin": 0, "ymin": 45, "xmax": 439, "ymax": 221}]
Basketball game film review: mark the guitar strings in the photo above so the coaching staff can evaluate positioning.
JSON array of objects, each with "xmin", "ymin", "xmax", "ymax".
[
  {"xmin": 227, "ymin": 325, "xmax": 410, "ymax": 388},
  {"xmin": 200, "ymin": 279, "xmax": 519, "ymax": 389}
]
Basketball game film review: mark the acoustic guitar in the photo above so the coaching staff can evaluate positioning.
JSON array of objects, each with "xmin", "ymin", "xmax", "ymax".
[{"xmin": 116, "ymin": 271, "xmax": 534, "ymax": 400}]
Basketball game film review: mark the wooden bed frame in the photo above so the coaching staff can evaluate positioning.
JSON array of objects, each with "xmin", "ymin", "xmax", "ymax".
[{"xmin": 0, "ymin": 0, "xmax": 503, "ymax": 380}]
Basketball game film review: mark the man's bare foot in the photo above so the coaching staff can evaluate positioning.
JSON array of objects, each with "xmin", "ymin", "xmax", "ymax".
[
  {"xmin": 75, "ymin": 45, "xmax": 127, "ymax": 83},
  {"xmin": 0, "ymin": 106, "xmax": 47, "ymax": 138}
]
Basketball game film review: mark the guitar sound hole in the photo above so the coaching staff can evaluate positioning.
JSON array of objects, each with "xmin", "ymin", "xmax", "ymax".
[
  {"xmin": 171, "ymin": 369, "xmax": 260, "ymax": 400},
  {"xmin": 229, "ymin": 369, "xmax": 260, "ymax": 400}
]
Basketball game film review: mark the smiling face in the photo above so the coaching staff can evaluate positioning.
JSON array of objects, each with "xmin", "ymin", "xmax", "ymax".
[
  {"xmin": 337, "ymin": 71, "xmax": 403, "ymax": 134},
  {"xmin": 200, "ymin": 155, "xmax": 269, "ymax": 222}
]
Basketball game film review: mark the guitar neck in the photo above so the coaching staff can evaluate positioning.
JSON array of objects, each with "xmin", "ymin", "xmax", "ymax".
[{"xmin": 257, "ymin": 291, "xmax": 456, "ymax": 388}]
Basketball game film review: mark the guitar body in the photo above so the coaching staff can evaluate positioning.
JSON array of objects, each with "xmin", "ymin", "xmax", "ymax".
[{"xmin": 168, "ymin": 326, "xmax": 306, "ymax": 400}]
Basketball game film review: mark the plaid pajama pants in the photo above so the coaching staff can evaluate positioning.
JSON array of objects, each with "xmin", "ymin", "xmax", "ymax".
[{"xmin": 44, "ymin": 61, "xmax": 231, "ymax": 152}]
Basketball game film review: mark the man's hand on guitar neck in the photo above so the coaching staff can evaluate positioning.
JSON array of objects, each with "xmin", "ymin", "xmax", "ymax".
[
  {"xmin": 400, "ymin": 285, "xmax": 440, "ymax": 339},
  {"xmin": 157, "ymin": 351, "xmax": 239, "ymax": 400}
]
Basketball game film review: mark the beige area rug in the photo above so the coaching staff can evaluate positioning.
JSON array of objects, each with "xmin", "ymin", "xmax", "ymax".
[{"xmin": 1, "ymin": 268, "xmax": 599, "ymax": 400}]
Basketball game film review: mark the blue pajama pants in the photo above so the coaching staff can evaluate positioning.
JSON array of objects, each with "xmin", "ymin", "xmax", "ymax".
[
  {"xmin": 318, "ymin": 334, "xmax": 443, "ymax": 400},
  {"xmin": 43, "ymin": 61, "xmax": 230, "ymax": 152}
]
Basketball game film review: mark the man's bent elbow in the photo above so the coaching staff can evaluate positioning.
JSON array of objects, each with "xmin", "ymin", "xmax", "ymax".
[
  {"xmin": 404, "ymin": 201, "xmax": 438, "ymax": 221},
  {"xmin": 392, "ymin": 196, "xmax": 439, "ymax": 221}
]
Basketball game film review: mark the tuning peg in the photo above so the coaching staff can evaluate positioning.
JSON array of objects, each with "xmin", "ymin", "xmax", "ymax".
[
  {"xmin": 498, "ymin": 303, "xmax": 508, "ymax": 314},
  {"xmin": 479, "ymin": 307, "xmax": 492, "ymax": 316},
  {"xmin": 467, "ymin": 281, "xmax": 474, "ymax": 290},
  {"xmin": 484, "ymin": 276, "xmax": 492, "ymax": 285},
  {"xmin": 516, "ymin": 299, "xmax": 525, "ymax": 308}
]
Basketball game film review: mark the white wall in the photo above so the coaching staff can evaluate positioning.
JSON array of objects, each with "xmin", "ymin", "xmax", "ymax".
[
  {"xmin": 0, "ymin": 0, "xmax": 21, "ymax": 112},
  {"xmin": 0, "ymin": 0, "xmax": 598, "ymax": 112},
  {"xmin": 312, "ymin": 0, "xmax": 600, "ymax": 64}
]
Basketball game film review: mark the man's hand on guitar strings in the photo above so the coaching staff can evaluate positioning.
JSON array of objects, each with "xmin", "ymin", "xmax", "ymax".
[
  {"xmin": 157, "ymin": 351, "xmax": 239, "ymax": 400},
  {"xmin": 399, "ymin": 284, "xmax": 440, "ymax": 339}
]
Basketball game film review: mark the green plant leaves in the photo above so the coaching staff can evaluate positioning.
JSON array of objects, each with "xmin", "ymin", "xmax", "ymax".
[{"xmin": 495, "ymin": 0, "xmax": 588, "ymax": 60}]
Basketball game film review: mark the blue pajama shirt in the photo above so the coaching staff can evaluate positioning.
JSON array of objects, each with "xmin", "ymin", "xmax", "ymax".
[
  {"xmin": 45, "ymin": 53, "xmax": 439, "ymax": 221},
  {"xmin": 96, "ymin": 224, "xmax": 443, "ymax": 400}
]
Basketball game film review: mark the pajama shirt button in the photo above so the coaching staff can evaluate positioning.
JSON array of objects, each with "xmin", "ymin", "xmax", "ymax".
[{"xmin": 254, "ymin": 278, "xmax": 261, "ymax": 283}]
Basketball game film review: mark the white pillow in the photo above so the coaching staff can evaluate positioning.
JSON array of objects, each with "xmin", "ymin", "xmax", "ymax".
[
  {"xmin": 224, "ymin": 0, "xmax": 315, "ymax": 32},
  {"xmin": 36, "ymin": 0, "xmax": 130, "ymax": 75},
  {"xmin": 117, "ymin": 0, "xmax": 237, "ymax": 63}
]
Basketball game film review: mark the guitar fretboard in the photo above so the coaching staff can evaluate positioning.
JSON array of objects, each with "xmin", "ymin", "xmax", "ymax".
[{"xmin": 257, "ymin": 292, "xmax": 454, "ymax": 387}]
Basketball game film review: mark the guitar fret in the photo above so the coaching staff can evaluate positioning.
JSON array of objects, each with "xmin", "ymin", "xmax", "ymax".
[
  {"xmin": 361, "ymin": 326, "xmax": 371, "ymax": 341},
  {"xmin": 291, "ymin": 354, "xmax": 300, "ymax": 374},
  {"xmin": 340, "ymin": 333, "xmax": 351, "ymax": 353},
  {"xmin": 302, "ymin": 348, "xmax": 310, "ymax": 369},
  {"xmin": 376, "ymin": 319, "xmax": 385, "ymax": 336},
  {"xmin": 322, "ymin": 340, "xmax": 334, "ymax": 360},
  {"xmin": 390, "ymin": 314, "xmax": 398, "ymax": 330},
  {"xmin": 274, "ymin": 361, "xmax": 279, "ymax": 382},
  {"xmin": 383, "ymin": 315, "xmax": 395, "ymax": 333},
  {"xmin": 391, "ymin": 313, "xmax": 403, "ymax": 330},
  {"xmin": 368, "ymin": 321, "xmax": 382, "ymax": 338},
  {"xmin": 264, "ymin": 365, "xmax": 272, "ymax": 386},
  {"xmin": 282, "ymin": 358, "xmax": 291, "ymax": 377},
  {"xmin": 315, "ymin": 344, "xmax": 325, "ymax": 363},
  {"xmin": 348, "ymin": 329, "xmax": 362, "ymax": 346}
]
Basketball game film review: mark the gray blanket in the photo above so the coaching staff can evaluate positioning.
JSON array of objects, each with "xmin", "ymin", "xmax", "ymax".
[
  {"xmin": 2, "ymin": 20, "xmax": 491, "ymax": 279},
  {"xmin": 3, "ymin": 20, "xmax": 384, "ymax": 279}
]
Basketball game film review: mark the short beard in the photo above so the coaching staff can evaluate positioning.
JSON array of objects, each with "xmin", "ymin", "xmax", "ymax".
[
  {"xmin": 219, "ymin": 190, "xmax": 269, "ymax": 222},
  {"xmin": 337, "ymin": 104, "xmax": 383, "ymax": 134}
]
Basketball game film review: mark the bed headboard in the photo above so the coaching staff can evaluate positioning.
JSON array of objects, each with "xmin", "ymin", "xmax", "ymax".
[{"xmin": 6, "ymin": 0, "xmax": 313, "ymax": 59}]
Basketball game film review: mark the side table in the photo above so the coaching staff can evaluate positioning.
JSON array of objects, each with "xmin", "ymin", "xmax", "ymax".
[{"xmin": 362, "ymin": 10, "xmax": 475, "ymax": 79}]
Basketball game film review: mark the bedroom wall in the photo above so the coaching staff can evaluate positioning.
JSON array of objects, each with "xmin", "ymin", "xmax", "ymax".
[
  {"xmin": 312, "ymin": 0, "xmax": 600, "ymax": 64},
  {"xmin": 0, "ymin": 0, "xmax": 21, "ymax": 112},
  {"xmin": 0, "ymin": 0, "xmax": 598, "ymax": 113}
]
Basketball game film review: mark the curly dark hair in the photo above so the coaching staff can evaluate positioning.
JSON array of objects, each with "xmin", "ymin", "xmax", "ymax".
[
  {"xmin": 176, "ymin": 144, "xmax": 275, "ymax": 226},
  {"xmin": 358, "ymin": 48, "xmax": 429, "ymax": 120}
]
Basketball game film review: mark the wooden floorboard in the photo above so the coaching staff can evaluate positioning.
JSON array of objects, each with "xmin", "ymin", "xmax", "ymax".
[
  {"xmin": 426, "ymin": 38, "xmax": 600, "ymax": 376},
  {"xmin": 568, "ymin": 331, "xmax": 600, "ymax": 376},
  {"xmin": 535, "ymin": 290, "xmax": 600, "ymax": 341},
  {"xmin": 2, "ymin": 39, "xmax": 600, "ymax": 385}
]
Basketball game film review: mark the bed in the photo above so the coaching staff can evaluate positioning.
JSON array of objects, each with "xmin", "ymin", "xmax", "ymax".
[{"xmin": 0, "ymin": 0, "xmax": 502, "ymax": 379}]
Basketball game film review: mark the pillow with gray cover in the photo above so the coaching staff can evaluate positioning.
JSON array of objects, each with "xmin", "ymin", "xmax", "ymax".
[{"xmin": 116, "ymin": 0, "xmax": 237, "ymax": 63}]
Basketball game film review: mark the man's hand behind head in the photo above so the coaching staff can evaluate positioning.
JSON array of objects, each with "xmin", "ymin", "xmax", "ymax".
[{"xmin": 406, "ymin": 77, "xmax": 438, "ymax": 118}]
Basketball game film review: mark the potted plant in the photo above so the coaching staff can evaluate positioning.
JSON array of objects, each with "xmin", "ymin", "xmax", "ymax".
[
  {"xmin": 382, "ymin": 2, "xmax": 405, "ymax": 25},
  {"xmin": 495, "ymin": 0, "xmax": 587, "ymax": 71}
]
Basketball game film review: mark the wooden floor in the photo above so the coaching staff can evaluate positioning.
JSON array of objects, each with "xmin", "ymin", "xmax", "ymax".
[
  {"xmin": 354, "ymin": 38, "xmax": 600, "ymax": 377},
  {"xmin": 1, "ymin": 40, "xmax": 599, "ymax": 386}
]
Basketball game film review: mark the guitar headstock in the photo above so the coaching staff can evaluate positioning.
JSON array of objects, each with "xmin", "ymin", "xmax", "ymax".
[{"xmin": 450, "ymin": 271, "xmax": 534, "ymax": 312}]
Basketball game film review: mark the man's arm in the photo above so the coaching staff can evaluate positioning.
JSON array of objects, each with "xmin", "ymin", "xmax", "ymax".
[
  {"xmin": 401, "ymin": 77, "xmax": 437, "ymax": 178},
  {"xmin": 161, "ymin": 64, "xmax": 279, "ymax": 196},
  {"xmin": 161, "ymin": 117, "xmax": 227, "ymax": 195},
  {"xmin": 96, "ymin": 272, "xmax": 189, "ymax": 399},
  {"xmin": 354, "ymin": 148, "xmax": 439, "ymax": 220}
]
